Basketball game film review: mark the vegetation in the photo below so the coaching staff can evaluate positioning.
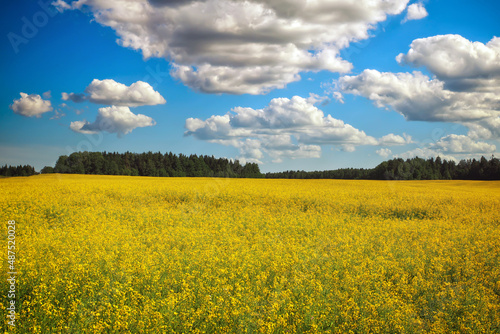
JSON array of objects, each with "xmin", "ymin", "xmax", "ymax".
[
  {"xmin": 50, "ymin": 151, "xmax": 262, "ymax": 178},
  {"xmin": 266, "ymin": 156, "xmax": 500, "ymax": 180},
  {"xmin": 40, "ymin": 166, "xmax": 54, "ymax": 174},
  {"xmin": 0, "ymin": 164, "xmax": 37, "ymax": 177},
  {"xmin": 5, "ymin": 151, "xmax": 500, "ymax": 180},
  {"xmin": 2, "ymin": 175, "xmax": 499, "ymax": 333}
]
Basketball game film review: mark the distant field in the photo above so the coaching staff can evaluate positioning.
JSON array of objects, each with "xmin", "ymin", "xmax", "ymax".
[{"xmin": 1, "ymin": 175, "xmax": 500, "ymax": 333}]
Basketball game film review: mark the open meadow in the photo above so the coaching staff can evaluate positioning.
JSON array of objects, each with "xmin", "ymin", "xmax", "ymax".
[{"xmin": 1, "ymin": 174, "xmax": 500, "ymax": 333}]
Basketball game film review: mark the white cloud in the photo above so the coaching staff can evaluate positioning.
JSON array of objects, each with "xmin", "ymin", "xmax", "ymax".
[
  {"xmin": 63, "ymin": 79, "xmax": 166, "ymax": 106},
  {"xmin": 338, "ymin": 35, "xmax": 500, "ymax": 140},
  {"xmin": 267, "ymin": 145, "xmax": 322, "ymax": 161},
  {"xmin": 62, "ymin": 92, "xmax": 87, "ymax": 103},
  {"xmin": 70, "ymin": 106, "xmax": 156, "ymax": 136},
  {"xmin": 396, "ymin": 147, "xmax": 457, "ymax": 162},
  {"xmin": 43, "ymin": 91, "xmax": 52, "ymax": 99},
  {"xmin": 376, "ymin": 148, "xmax": 392, "ymax": 158},
  {"xmin": 466, "ymin": 117, "xmax": 500, "ymax": 140},
  {"xmin": 53, "ymin": 0, "xmax": 72, "ymax": 11},
  {"xmin": 231, "ymin": 137, "xmax": 319, "ymax": 165},
  {"xmin": 432, "ymin": 134, "xmax": 496, "ymax": 153},
  {"xmin": 69, "ymin": 120, "xmax": 98, "ymax": 135},
  {"xmin": 339, "ymin": 69, "xmax": 499, "ymax": 123},
  {"xmin": 341, "ymin": 144, "xmax": 356, "ymax": 152},
  {"xmin": 50, "ymin": 109, "xmax": 66, "ymax": 120},
  {"xmin": 238, "ymin": 157, "xmax": 264, "ymax": 165},
  {"xmin": 10, "ymin": 93, "xmax": 53, "ymax": 117},
  {"xmin": 172, "ymin": 64, "xmax": 311, "ymax": 95},
  {"xmin": 396, "ymin": 35, "xmax": 500, "ymax": 91},
  {"xmin": 235, "ymin": 139, "xmax": 264, "ymax": 163},
  {"xmin": 295, "ymin": 117, "xmax": 379, "ymax": 146},
  {"xmin": 233, "ymin": 96, "xmax": 326, "ymax": 129},
  {"xmin": 86, "ymin": 79, "xmax": 166, "ymax": 106},
  {"xmin": 395, "ymin": 132, "xmax": 497, "ymax": 162},
  {"xmin": 402, "ymin": 3, "xmax": 428, "ymax": 23},
  {"xmin": 54, "ymin": 0, "xmax": 411, "ymax": 94},
  {"xmin": 185, "ymin": 95, "xmax": 410, "ymax": 162},
  {"xmin": 379, "ymin": 133, "xmax": 413, "ymax": 146}
]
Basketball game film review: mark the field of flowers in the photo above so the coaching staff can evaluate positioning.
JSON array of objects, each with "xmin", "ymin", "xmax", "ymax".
[{"xmin": 1, "ymin": 174, "xmax": 500, "ymax": 333}]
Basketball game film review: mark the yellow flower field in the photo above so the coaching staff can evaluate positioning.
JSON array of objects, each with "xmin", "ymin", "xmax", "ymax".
[{"xmin": 1, "ymin": 174, "xmax": 500, "ymax": 333}]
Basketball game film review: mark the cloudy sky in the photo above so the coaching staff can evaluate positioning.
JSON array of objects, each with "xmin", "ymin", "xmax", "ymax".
[{"xmin": 1, "ymin": 0, "xmax": 499, "ymax": 172}]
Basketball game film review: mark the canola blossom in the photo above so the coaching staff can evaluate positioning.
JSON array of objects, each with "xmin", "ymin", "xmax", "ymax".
[{"xmin": 1, "ymin": 174, "xmax": 500, "ymax": 333}]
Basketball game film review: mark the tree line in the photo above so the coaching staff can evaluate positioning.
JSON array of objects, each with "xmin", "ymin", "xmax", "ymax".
[
  {"xmin": 3, "ymin": 153, "xmax": 500, "ymax": 180},
  {"xmin": 265, "ymin": 156, "xmax": 500, "ymax": 180},
  {"xmin": 0, "ymin": 165, "xmax": 37, "ymax": 177},
  {"xmin": 42, "ymin": 151, "xmax": 263, "ymax": 178}
]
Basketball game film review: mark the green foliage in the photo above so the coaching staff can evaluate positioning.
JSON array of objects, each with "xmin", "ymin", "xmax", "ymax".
[
  {"xmin": 41, "ymin": 166, "xmax": 54, "ymax": 174},
  {"xmin": 51, "ymin": 151, "xmax": 263, "ymax": 178},
  {"xmin": 9, "ymin": 153, "xmax": 500, "ymax": 180},
  {"xmin": 265, "ymin": 156, "xmax": 500, "ymax": 180},
  {"xmin": 0, "ymin": 164, "xmax": 37, "ymax": 177}
]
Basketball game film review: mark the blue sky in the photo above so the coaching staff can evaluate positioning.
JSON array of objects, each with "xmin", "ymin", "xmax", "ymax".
[{"xmin": 1, "ymin": 0, "xmax": 499, "ymax": 172}]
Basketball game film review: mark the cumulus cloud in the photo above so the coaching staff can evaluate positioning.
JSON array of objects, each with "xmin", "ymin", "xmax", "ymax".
[
  {"xmin": 431, "ymin": 134, "xmax": 496, "ymax": 153},
  {"xmin": 396, "ymin": 35, "xmax": 500, "ymax": 92},
  {"xmin": 10, "ymin": 93, "xmax": 53, "ymax": 117},
  {"xmin": 236, "ymin": 139, "xmax": 264, "ymax": 163},
  {"xmin": 394, "ymin": 132, "xmax": 497, "ymax": 162},
  {"xmin": 338, "ymin": 35, "xmax": 500, "ymax": 139},
  {"xmin": 62, "ymin": 92, "xmax": 87, "ymax": 103},
  {"xmin": 62, "ymin": 79, "xmax": 166, "ymax": 106},
  {"xmin": 185, "ymin": 95, "xmax": 410, "ymax": 162},
  {"xmin": 376, "ymin": 148, "xmax": 392, "ymax": 158},
  {"xmin": 52, "ymin": 0, "xmax": 72, "ymax": 11},
  {"xmin": 268, "ymin": 145, "xmax": 322, "ymax": 162},
  {"xmin": 466, "ymin": 117, "xmax": 500, "ymax": 140},
  {"xmin": 54, "ymin": 0, "xmax": 411, "ymax": 94},
  {"xmin": 69, "ymin": 120, "xmax": 98, "ymax": 135},
  {"xmin": 339, "ymin": 69, "xmax": 498, "ymax": 123},
  {"xmin": 70, "ymin": 106, "xmax": 156, "ymax": 136},
  {"xmin": 402, "ymin": 3, "xmax": 428, "ymax": 23},
  {"xmin": 171, "ymin": 64, "xmax": 303, "ymax": 95},
  {"xmin": 379, "ymin": 133, "xmax": 413, "ymax": 146},
  {"xmin": 396, "ymin": 147, "xmax": 458, "ymax": 162},
  {"xmin": 295, "ymin": 118, "xmax": 379, "ymax": 146}
]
